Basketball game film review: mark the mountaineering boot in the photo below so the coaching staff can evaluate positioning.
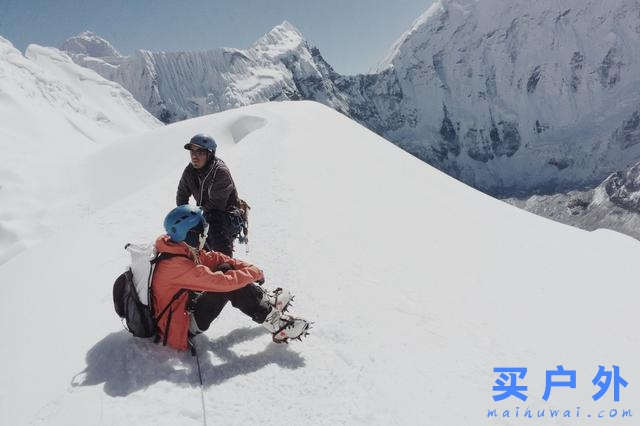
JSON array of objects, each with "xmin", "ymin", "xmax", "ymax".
[
  {"xmin": 262, "ymin": 308, "xmax": 310, "ymax": 343},
  {"xmin": 260, "ymin": 287, "xmax": 293, "ymax": 312}
]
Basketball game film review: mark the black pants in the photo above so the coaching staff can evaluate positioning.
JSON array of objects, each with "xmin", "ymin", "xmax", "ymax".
[
  {"xmin": 191, "ymin": 284, "xmax": 269, "ymax": 332},
  {"xmin": 205, "ymin": 210, "xmax": 235, "ymax": 256},
  {"xmin": 206, "ymin": 232, "xmax": 234, "ymax": 257}
]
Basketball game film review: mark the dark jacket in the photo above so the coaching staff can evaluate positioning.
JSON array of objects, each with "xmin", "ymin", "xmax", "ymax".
[{"xmin": 176, "ymin": 157, "xmax": 239, "ymax": 212}]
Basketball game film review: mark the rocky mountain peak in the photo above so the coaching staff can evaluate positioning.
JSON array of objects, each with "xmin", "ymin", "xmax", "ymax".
[
  {"xmin": 60, "ymin": 31, "xmax": 121, "ymax": 58},
  {"xmin": 251, "ymin": 21, "xmax": 307, "ymax": 54}
]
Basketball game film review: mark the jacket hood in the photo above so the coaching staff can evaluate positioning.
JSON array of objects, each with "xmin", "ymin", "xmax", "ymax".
[{"xmin": 155, "ymin": 235, "xmax": 193, "ymax": 257}]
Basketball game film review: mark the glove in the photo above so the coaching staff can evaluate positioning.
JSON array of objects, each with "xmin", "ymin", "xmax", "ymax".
[
  {"xmin": 255, "ymin": 270, "xmax": 265, "ymax": 285},
  {"xmin": 216, "ymin": 262, "xmax": 233, "ymax": 273}
]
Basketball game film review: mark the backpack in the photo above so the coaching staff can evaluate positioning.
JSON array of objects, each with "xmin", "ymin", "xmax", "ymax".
[
  {"xmin": 206, "ymin": 198, "xmax": 250, "ymax": 244},
  {"xmin": 235, "ymin": 198, "xmax": 250, "ymax": 244},
  {"xmin": 112, "ymin": 243, "xmax": 187, "ymax": 339}
]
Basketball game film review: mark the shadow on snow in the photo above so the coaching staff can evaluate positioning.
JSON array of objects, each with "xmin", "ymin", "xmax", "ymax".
[{"xmin": 72, "ymin": 326, "xmax": 305, "ymax": 397}]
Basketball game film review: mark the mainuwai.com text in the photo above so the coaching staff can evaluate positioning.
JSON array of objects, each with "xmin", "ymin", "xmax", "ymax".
[{"xmin": 487, "ymin": 406, "xmax": 632, "ymax": 420}]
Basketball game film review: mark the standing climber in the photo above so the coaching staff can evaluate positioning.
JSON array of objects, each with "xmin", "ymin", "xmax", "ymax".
[{"xmin": 176, "ymin": 133, "xmax": 248, "ymax": 256}]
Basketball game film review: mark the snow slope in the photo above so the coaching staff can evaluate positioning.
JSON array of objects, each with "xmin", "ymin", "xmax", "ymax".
[
  {"xmin": 0, "ymin": 35, "xmax": 160, "ymax": 264},
  {"xmin": 1, "ymin": 101, "xmax": 640, "ymax": 425}
]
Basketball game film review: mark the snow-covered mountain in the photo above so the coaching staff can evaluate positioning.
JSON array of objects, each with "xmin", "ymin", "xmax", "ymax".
[
  {"xmin": 62, "ymin": 24, "xmax": 351, "ymax": 124},
  {"xmin": 0, "ymin": 35, "xmax": 159, "ymax": 154},
  {"xmin": 61, "ymin": 1, "xmax": 640, "ymax": 199},
  {"xmin": 60, "ymin": 30, "xmax": 121, "ymax": 58},
  {"xmin": 507, "ymin": 159, "xmax": 640, "ymax": 241},
  {"xmin": 2, "ymin": 101, "xmax": 640, "ymax": 425},
  {"xmin": 0, "ymin": 35, "xmax": 161, "ymax": 264},
  {"xmin": 57, "ymin": 0, "xmax": 640, "ymax": 247},
  {"xmin": 371, "ymin": 0, "xmax": 640, "ymax": 195}
]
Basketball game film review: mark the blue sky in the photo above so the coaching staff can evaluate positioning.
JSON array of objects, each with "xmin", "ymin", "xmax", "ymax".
[{"xmin": 0, "ymin": 0, "xmax": 433, "ymax": 75}]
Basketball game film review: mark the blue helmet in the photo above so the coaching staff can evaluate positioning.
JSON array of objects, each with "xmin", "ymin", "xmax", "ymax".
[
  {"xmin": 184, "ymin": 133, "xmax": 217, "ymax": 152},
  {"xmin": 164, "ymin": 205, "xmax": 208, "ymax": 244}
]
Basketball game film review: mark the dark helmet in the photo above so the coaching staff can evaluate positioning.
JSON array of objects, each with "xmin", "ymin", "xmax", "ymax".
[
  {"xmin": 164, "ymin": 205, "xmax": 209, "ymax": 249},
  {"xmin": 184, "ymin": 133, "xmax": 217, "ymax": 152}
]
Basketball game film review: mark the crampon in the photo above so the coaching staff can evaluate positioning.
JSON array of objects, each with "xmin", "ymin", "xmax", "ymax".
[
  {"xmin": 272, "ymin": 317, "xmax": 312, "ymax": 344},
  {"xmin": 266, "ymin": 287, "xmax": 294, "ymax": 313},
  {"xmin": 262, "ymin": 308, "xmax": 311, "ymax": 344}
]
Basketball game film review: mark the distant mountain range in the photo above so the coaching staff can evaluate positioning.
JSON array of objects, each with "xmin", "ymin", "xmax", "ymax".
[{"xmin": 59, "ymin": 0, "xmax": 640, "ymax": 239}]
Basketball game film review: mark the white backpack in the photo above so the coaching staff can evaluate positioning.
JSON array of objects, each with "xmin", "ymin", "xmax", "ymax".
[
  {"xmin": 125, "ymin": 242, "xmax": 158, "ymax": 306},
  {"xmin": 113, "ymin": 242, "xmax": 187, "ymax": 339}
]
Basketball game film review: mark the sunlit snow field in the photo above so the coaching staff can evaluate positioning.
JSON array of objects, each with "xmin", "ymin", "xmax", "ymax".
[{"xmin": 1, "ymin": 99, "xmax": 640, "ymax": 425}]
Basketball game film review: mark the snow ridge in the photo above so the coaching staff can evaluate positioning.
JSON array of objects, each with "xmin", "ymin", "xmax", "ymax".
[
  {"xmin": 0, "ymin": 35, "xmax": 160, "ymax": 264},
  {"xmin": 3, "ymin": 101, "xmax": 640, "ymax": 425}
]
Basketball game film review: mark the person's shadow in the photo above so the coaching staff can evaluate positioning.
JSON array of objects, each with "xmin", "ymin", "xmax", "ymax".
[{"xmin": 72, "ymin": 327, "xmax": 305, "ymax": 397}]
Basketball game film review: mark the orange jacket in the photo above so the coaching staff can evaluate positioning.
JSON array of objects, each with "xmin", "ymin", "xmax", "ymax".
[{"xmin": 151, "ymin": 235, "xmax": 263, "ymax": 351}]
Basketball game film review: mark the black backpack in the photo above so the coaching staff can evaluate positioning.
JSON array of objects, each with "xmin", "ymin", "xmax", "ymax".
[
  {"xmin": 112, "ymin": 244, "xmax": 187, "ymax": 339},
  {"xmin": 205, "ymin": 199, "xmax": 250, "ymax": 244},
  {"xmin": 113, "ymin": 269, "xmax": 157, "ymax": 337}
]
